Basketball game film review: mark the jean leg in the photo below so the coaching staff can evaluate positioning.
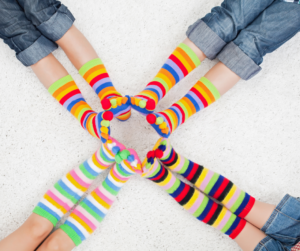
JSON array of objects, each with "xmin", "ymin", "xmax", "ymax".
[
  {"xmin": 186, "ymin": 0, "xmax": 274, "ymax": 59},
  {"xmin": 218, "ymin": 0, "xmax": 300, "ymax": 80},
  {"xmin": 17, "ymin": 0, "xmax": 75, "ymax": 41},
  {"xmin": 0, "ymin": 0, "xmax": 57, "ymax": 66},
  {"xmin": 254, "ymin": 236, "xmax": 286, "ymax": 251}
]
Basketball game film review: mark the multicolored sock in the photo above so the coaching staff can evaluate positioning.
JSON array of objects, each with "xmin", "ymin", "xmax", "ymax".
[
  {"xmin": 60, "ymin": 149, "xmax": 141, "ymax": 246},
  {"xmin": 131, "ymin": 43, "xmax": 201, "ymax": 115},
  {"xmin": 32, "ymin": 137, "xmax": 125, "ymax": 226},
  {"xmin": 157, "ymin": 139, "xmax": 255, "ymax": 218},
  {"xmin": 146, "ymin": 77, "xmax": 220, "ymax": 138},
  {"xmin": 79, "ymin": 58, "xmax": 132, "ymax": 121},
  {"xmin": 142, "ymin": 152, "xmax": 246, "ymax": 240},
  {"xmin": 48, "ymin": 75, "xmax": 113, "ymax": 143}
]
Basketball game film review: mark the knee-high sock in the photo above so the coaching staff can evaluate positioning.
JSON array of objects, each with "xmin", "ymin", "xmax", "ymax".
[
  {"xmin": 142, "ymin": 155, "xmax": 246, "ymax": 240},
  {"xmin": 79, "ymin": 58, "xmax": 132, "ymax": 121},
  {"xmin": 32, "ymin": 137, "xmax": 125, "ymax": 227},
  {"xmin": 60, "ymin": 149, "xmax": 142, "ymax": 246},
  {"xmin": 146, "ymin": 77, "xmax": 220, "ymax": 138},
  {"xmin": 156, "ymin": 139, "xmax": 255, "ymax": 218},
  {"xmin": 48, "ymin": 75, "xmax": 113, "ymax": 143},
  {"xmin": 131, "ymin": 43, "xmax": 201, "ymax": 115}
]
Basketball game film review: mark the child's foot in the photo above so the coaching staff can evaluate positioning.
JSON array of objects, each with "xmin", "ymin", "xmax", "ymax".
[
  {"xmin": 101, "ymin": 96, "xmax": 132, "ymax": 121},
  {"xmin": 130, "ymin": 96, "xmax": 156, "ymax": 116},
  {"xmin": 97, "ymin": 111, "xmax": 113, "ymax": 143},
  {"xmin": 146, "ymin": 113, "xmax": 171, "ymax": 138}
]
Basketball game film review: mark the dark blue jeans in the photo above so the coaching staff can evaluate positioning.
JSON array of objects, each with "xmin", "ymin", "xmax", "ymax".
[
  {"xmin": 0, "ymin": 0, "xmax": 75, "ymax": 66},
  {"xmin": 187, "ymin": 0, "xmax": 300, "ymax": 80}
]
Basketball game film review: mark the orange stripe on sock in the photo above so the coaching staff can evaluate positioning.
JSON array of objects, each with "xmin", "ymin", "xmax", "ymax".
[
  {"xmin": 181, "ymin": 97, "xmax": 195, "ymax": 117},
  {"xmin": 52, "ymin": 81, "xmax": 77, "ymax": 99},
  {"xmin": 176, "ymin": 47, "xmax": 196, "ymax": 69},
  {"xmin": 66, "ymin": 173, "xmax": 87, "ymax": 192},
  {"xmin": 164, "ymin": 109, "xmax": 178, "ymax": 131},
  {"xmin": 197, "ymin": 80, "xmax": 215, "ymax": 102},
  {"xmin": 83, "ymin": 64, "xmax": 105, "ymax": 81},
  {"xmin": 159, "ymin": 68, "xmax": 176, "ymax": 87},
  {"xmin": 98, "ymin": 86, "xmax": 119, "ymax": 100},
  {"xmin": 70, "ymin": 213, "xmax": 93, "ymax": 234}
]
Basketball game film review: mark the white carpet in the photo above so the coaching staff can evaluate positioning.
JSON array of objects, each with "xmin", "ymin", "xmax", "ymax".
[{"xmin": 1, "ymin": 0, "xmax": 300, "ymax": 250}]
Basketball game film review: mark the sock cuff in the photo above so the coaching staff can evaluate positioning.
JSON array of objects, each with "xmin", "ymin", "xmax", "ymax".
[
  {"xmin": 200, "ymin": 77, "xmax": 220, "ymax": 100},
  {"xmin": 178, "ymin": 43, "xmax": 201, "ymax": 67},
  {"xmin": 48, "ymin": 75, "xmax": 74, "ymax": 95},
  {"xmin": 79, "ymin": 58, "xmax": 103, "ymax": 76},
  {"xmin": 60, "ymin": 224, "xmax": 82, "ymax": 246},
  {"xmin": 33, "ymin": 206, "xmax": 58, "ymax": 227}
]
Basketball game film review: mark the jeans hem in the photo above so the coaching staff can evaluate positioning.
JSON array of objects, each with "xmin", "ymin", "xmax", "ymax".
[
  {"xmin": 37, "ymin": 5, "xmax": 75, "ymax": 42},
  {"xmin": 254, "ymin": 236, "xmax": 274, "ymax": 251},
  {"xmin": 16, "ymin": 35, "xmax": 58, "ymax": 66},
  {"xmin": 186, "ymin": 19, "xmax": 226, "ymax": 60},
  {"xmin": 261, "ymin": 194, "xmax": 292, "ymax": 233},
  {"xmin": 217, "ymin": 42, "xmax": 262, "ymax": 80}
]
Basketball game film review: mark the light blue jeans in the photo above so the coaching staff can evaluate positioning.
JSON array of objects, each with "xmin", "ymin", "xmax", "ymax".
[
  {"xmin": 0, "ymin": 0, "xmax": 75, "ymax": 66},
  {"xmin": 187, "ymin": 0, "xmax": 300, "ymax": 80},
  {"xmin": 255, "ymin": 194, "xmax": 300, "ymax": 251}
]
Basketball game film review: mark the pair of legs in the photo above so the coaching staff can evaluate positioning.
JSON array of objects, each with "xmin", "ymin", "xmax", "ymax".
[
  {"xmin": 129, "ymin": 0, "xmax": 300, "ymax": 138},
  {"xmin": 142, "ymin": 138, "xmax": 278, "ymax": 251},
  {"xmin": 0, "ymin": 136, "xmax": 142, "ymax": 251}
]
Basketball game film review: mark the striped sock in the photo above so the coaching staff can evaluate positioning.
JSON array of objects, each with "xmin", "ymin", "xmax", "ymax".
[
  {"xmin": 32, "ymin": 137, "xmax": 125, "ymax": 226},
  {"xmin": 79, "ymin": 58, "xmax": 132, "ymax": 121},
  {"xmin": 146, "ymin": 77, "xmax": 220, "ymax": 138},
  {"xmin": 60, "ymin": 149, "xmax": 141, "ymax": 246},
  {"xmin": 142, "ymin": 154, "xmax": 246, "ymax": 240},
  {"xmin": 131, "ymin": 43, "xmax": 201, "ymax": 115},
  {"xmin": 48, "ymin": 75, "xmax": 113, "ymax": 143},
  {"xmin": 157, "ymin": 139, "xmax": 255, "ymax": 218}
]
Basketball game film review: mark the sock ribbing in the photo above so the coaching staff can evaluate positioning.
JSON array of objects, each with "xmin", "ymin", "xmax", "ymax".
[
  {"xmin": 142, "ymin": 157, "xmax": 246, "ymax": 239},
  {"xmin": 159, "ymin": 140, "xmax": 255, "ymax": 218}
]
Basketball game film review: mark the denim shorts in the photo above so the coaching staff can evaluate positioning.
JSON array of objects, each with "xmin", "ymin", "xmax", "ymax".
[
  {"xmin": 0, "ymin": 0, "xmax": 75, "ymax": 66},
  {"xmin": 254, "ymin": 194, "xmax": 300, "ymax": 251},
  {"xmin": 187, "ymin": 0, "xmax": 300, "ymax": 80}
]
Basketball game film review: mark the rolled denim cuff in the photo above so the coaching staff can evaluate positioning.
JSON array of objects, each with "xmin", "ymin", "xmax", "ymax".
[
  {"xmin": 37, "ymin": 5, "xmax": 75, "ymax": 42},
  {"xmin": 217, "ymin": 42, "xmax": 262, "ymax": 80},
  {"xmin": 260, "ymin": 194, "xmax": 291, "ymax": 233},
  {"xmin": 254, "ymin": 236, "xmax": 275, "ymax": 251},
  {"xmin": 186, "ymin": 19, "xmax": 226, "ymax": 60},
  {"xmin": 16, "ymin": 35, "xmax": 58, "ymax": 66}
]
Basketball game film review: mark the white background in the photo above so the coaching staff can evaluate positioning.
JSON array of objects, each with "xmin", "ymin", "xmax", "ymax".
[{"xmin": 1, "ymin": 0, "xmax": 300, "ymax": 250}]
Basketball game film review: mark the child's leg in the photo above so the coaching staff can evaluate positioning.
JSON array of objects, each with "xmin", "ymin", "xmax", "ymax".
[
  {"xmin": 0, "ymin": 214, "xmax": 52, "ymax": 251},
  {"xmin": 146, "ymin": 62, "xmax": 240, "ymax": 137},
  {"xmin": 0, "ymin": 138, "xmax": 122, "ymax": 251},
  {"xmin": 157, "ymin": 138, "xmax": 275, "ymax": 228},
  {"xmin": 56, "ymin": 25, "xmax": 131, "ymax": 121},
  {"xmin": 31, "ymin": 54, "xmax": 113, "ymax": 143},
  {"xmin": 131, "ymin": 0, "xmax": 273, "ymax": 116},
  {"xmin": 142, "ymin": 155, "xmax": 267, "ymax": 251},
  {"xmin": 55, "ymin": 149, "xmax": 141, "ymax": 246}
]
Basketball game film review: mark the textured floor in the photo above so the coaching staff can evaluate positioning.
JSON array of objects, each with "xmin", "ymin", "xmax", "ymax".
[{"xmin": 1, "ymin": 0, "xmax": 300, "ymax": 250}]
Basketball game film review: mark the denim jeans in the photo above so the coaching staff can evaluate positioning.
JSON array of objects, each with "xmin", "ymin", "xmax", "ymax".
[
  {"xmin": 254, "ymin": 194, "xmax": 300, "ymax": 251},
  {"xmin": 0, "ymin": 0, "xmax": 75, "ymax": 66},
  {"xmin": 187, "ymin": 0, "xmax": 300, "ymax": 80}
]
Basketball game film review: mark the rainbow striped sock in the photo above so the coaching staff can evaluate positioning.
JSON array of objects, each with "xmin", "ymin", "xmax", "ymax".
[
  {"xmin": 142, "ymin": 153, "xmax": 246, "ymax": 240},
  {"xmin": 157, "ymin": 139, "xmax": 255, "ymax": 218},
  {"xmin": 79, "ymin": 58, "xmax": 131, "ymax": 121},
  {"xmin": 32, "ymin": 138, "xmax": 125, "ymax": 226},
  {"xmin": 60, "ymin": 149, "xmax": 142, "ymax": 246},
  {"xmin": 131, "ymin": 43, "xmax": 201, "ymax": 115},
  {"xmin": 48, "ymin": 75, "xmax": 113, "ymax": 143},
  {"xmin": 146, "ymin": 77, "xmax": 220, "ymax": 138}
]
